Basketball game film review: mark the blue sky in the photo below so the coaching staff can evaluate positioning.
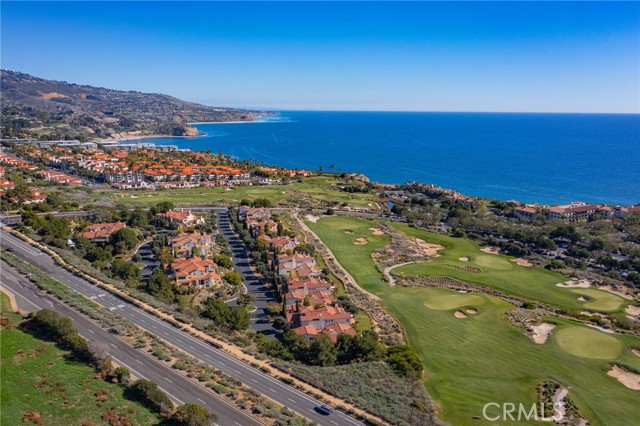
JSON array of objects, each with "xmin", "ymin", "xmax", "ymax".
[{"xmin": 2, "ymin": 1, "xmax": 639, "ymax": 113}]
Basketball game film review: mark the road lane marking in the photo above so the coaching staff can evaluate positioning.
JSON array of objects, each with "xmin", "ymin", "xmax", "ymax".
[
  {"xmin": 197, "ymin": 397, "xmax": 206, "ymax": 404},
  {"xmin": 7, "ymin": 245, "xmax": 365, "ymax": 426},
  {"xmin": 110, "ymin": 344, "xmax": 117, "ymax": 349},
  {"xmin": 165, "ymin": 377, "xmax": 173, "ymax": 383},
  {"xmin": 88, "ymin": 329, "xmax": 95, "ymax": 334}
]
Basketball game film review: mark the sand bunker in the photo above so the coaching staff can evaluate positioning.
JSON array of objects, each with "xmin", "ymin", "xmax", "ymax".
[
  {"xmin": 601, "ymin": 285, "xmax": 635, "ymax": 300},
  {"xmin": 557, "ymin": 278, "xmax": 591, "ymax": 288},
  {"xmin": 481, "ymin": 246, "xmax": 500, "ymax": 255},
  {"xmin": 454, "ymin": 310, "xmax": 467, "ymax": 319},
  {"xmin": 344, "ymin": 230, "xmax": 355, "ymax": 234},
  {"xmin": 306, "ymin": 215, "xmax": 320, "ymax": 223},
  {"xmin": 458, "ymin": 257, "xmax": 470, "ymax": 262},
  {"xmin": 530, "ymin": 323, "xmax": 555, "ymax": 344},
  {"xmin": 369, "ymin": 228, "xmax": 385, "ymax": 235},
  {"xmin": 511, "ymin": 258, "xmax": 533, "ymax": 267},
  {"xmin": 578, "ymin": 296, "xmax": 588, "ymax": 302},
  {"xmin": 413, "ymin": 238, "xmax": 444, "ymax": 257},
  {"xmin": 353, "ymin": 237, "xmax": 368, "ymax": 245},
  {"xmin": 607, "ymin": 365, "xmax": 640, "ymax": 390},
  {"xmin": 466, "ymin": 308, "xmax": 477, "ymax": 315},
  {"xmin": 626, "ymin": 305, "xmax": 640, "ymax": 317},
  {"xmin": 632, "ymin": 349, "xmax": 640, "ymax": 358}
]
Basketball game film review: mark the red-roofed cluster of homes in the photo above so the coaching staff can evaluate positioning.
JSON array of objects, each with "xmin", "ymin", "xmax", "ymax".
[
  {"xmin": 165, "ymin": 227, "xmax": 222, "ymax": 289},
  {"xmin": 78, "ymin": 222, "xmax": 126, "ymax": 241},
  {"xmin": 156, "ymin": 209, "xmax": 205, "ymax": 228},
  {"xmin": 0, "ymin": 159, "xmax": 48, "ymax": 204},
  {"xmin": 168, "ymin": 257, "xmax": 222, "ymax": 289},
  {"xmin": 38, "ymin": 170, "xmax": 82, "ymax": 186},
  {"xmin": 277, "ymin": 254, "xmax": 355, "ymax": 342},
  {"xmin": 239, "ymin": 206, "xmax": 356, "ymax": 341},
  {"xmin": 515, "ymin": 201, "xmax": 640, "ymax": 222}
]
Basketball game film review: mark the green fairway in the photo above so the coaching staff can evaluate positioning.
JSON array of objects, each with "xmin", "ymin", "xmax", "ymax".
[
  {"xmin": 108, "ymin": 176, "xmax": 378, "ymax": 207},
  {"xmin": 571, "ymin": 289, "xmax": 625, "ymax": 312},
  {"xmin": 423, "ymin": 293, "xmax": 485, "ymax": 310},
  {"xmin": 307, "ymin": 217, "xmax": 640, "ymax": 426},
  {"xmin": 0, "ymin": 300, "xmax": 159, "ymax": 426},
  {"xmin": 392, "ymin": 223, "xmax": 627, "ymax": 314},
  {"xmin": 555, "ymin": 326, "xmax": 623, "ymax": 360}
]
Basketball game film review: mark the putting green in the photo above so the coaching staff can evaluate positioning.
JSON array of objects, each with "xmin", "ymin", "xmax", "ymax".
[
  {"xmin": 424, "ymin": 294, "xmax": 485, "ymax": 310},
  {"xmin": 474, "ymin": 255, "xmax": 513, "ymax": 270},
  {"xmin": 555, "ymin": 326, "xmax": 622, "ymax": 360},
  {"xmin": 570, "ymin": 289, "xmax": 624, "ymax": 312}
]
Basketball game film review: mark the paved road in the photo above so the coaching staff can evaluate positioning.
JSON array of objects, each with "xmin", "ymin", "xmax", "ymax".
[
  {"xmin": 0, "ymin": 210, "xmax": 93, "ymax": 225},
  {"xmin": 0, "ymin": 262, "xmax": 263, "ymax": 426},
  {"xmin": 135, "ymin": 240, "xmax": 159, "ymax": 281},
  {"xmin": 0, "ymin": 229, "xmax": 367, "ymax": 426},
  {"xmin": 213, "ymin": 208, "xmax": 277, "ymax": 337}
]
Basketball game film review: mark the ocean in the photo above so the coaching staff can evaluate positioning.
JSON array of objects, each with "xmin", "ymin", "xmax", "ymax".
[{"xmin": 140, "ymin": 111, "xmax": 640, "ymax": 205}]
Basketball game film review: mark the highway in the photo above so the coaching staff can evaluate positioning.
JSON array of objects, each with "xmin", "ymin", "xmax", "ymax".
[
  {"xmin": 0, "ymin": 228, "xmax": 368, "ymax": 426},
  {"xmin": 0, "ymin": 262, "xmax": 263, "ymax": 426}
]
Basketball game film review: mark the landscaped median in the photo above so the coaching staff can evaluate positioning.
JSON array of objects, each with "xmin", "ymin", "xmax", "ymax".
[{"xmin": 1, "ymin": 226, "xmax": 392, "ymax": 426}]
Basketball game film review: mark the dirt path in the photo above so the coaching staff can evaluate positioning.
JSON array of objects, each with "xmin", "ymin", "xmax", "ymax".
[
  {"xmin": 383, "ymin": 261, "xmax": 418, "ymax": 287},
  {"xmin": 0, "ymin": 284, "xmax": 20, "ymax": 313}
]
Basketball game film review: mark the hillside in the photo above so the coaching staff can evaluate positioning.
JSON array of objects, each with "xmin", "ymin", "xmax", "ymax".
[{"xmin": 0, "ymin": 70, "xmax": 269, "ymax": 141}]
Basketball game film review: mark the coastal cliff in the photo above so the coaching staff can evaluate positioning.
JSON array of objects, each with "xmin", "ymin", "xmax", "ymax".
[{"xmin": 0, "ymin": 69, "xmax": 271, "ymax": 141}]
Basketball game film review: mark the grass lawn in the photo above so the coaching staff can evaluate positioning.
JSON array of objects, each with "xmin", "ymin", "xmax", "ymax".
[
  {"xmin": 0, "ymin": 292, "xmax": 160, "ymax": 426},
  {"xmin": 306, "ymin": 217, "xmax": 640, "ymax": 426},
  {"xmin": 107, "ymin": 176, "xmax": 378, "ymax": 207},
  {"xmin": 392, "ymin": 223, "xmax": 626, "ymax": 313}
]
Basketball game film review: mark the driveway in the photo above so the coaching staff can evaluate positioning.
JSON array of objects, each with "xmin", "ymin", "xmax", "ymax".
[
  {"xmin": 135, "ymin": 240, "xmax": 160, "ymax": 281},
  {"xmin": 213, "ymin": 208, "xmax": 277, "ymax": 337}
]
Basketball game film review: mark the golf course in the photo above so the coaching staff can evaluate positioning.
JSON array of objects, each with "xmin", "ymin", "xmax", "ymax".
[
  {"xmin": 108, "ymin": 176, "xmax": 379, "ymax": 207},
  {"xmin": 306, "ymin": 216, "xmax": 640, "ymax": 426}
]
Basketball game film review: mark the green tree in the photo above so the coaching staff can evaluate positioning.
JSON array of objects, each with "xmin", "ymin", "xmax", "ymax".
[
  {"xmin": 112, "ymin": 259, "xmax": 142, "ymax": 284},
  {"xmin": 213, "ymin": 255, "xmax": 233, "ymax": 269},
  {"xmin": 237, "ymin": 293, "xmax": 255, "ymax": 307},
  {"xmin": 128, "ymin": 208, "xmax": 149, "ymax": 228},
  {"xmin": 307, "ymin": 334, "xmax": 337, "ymax": 366},
  {"xmin": 173, "ymin": 403, "xmax": 217, "ymax": 426},
  {"xmin": 386, "ymin": 345, "xmax": 423, "ymax": 380},
  {"xmin": 151, "ymin": 201, "xmax": 175, "ymax": 215},
  {"xmin": 227, "ymin": 306, "xmax": 250, "ymax": 330},
  {"xmin": 147, "ymin": 268, "xmax": 175, "ymax": 303},
  {"xmin": 202, "ymin": 298, "xmax": 230, "ymax": 324},
  {"xmin": 110, "ymin": 227, "xmax": 138, "ymax": 254},
  {"xmin": 223, "ymin": 271, "xmax": 242, "ymax": 286}
]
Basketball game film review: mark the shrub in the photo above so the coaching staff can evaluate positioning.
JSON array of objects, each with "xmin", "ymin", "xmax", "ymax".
[{"xmin": 129, "ymin": 379, "xmax": 174, "ymax": 414}]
